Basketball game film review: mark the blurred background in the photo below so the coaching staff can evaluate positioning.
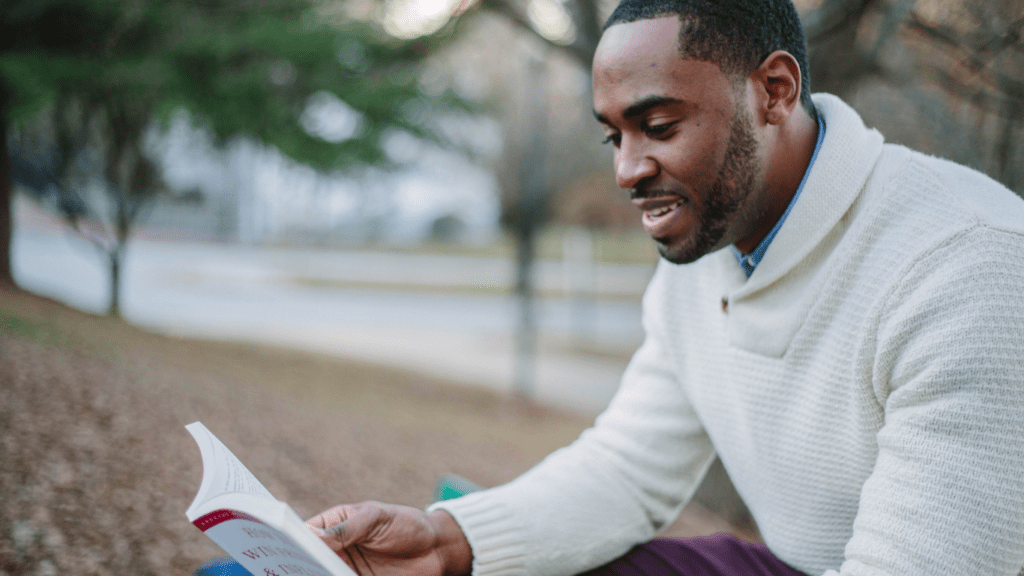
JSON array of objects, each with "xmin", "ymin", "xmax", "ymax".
[
  {"xmin": 2, "ymin": 0, "xmax": 1023, "ymax": 411},
  {"xmin": 0, "ymin": 0, "xmax": 1022, "ymax": 574}
]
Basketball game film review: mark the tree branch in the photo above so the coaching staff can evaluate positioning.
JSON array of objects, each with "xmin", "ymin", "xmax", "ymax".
[
  {"xmin": 564, "ymin": 0, "xmax": 601, "ymax": 65},
  {"xmin": 905, "ymin": 11, "xmax": 962, "ymax": 49},
  {"xmin": 919, "ymin": 65, "xmax": 1024, "ymax": 116},
  {"xmin": 802, "ymin": 0, "xmax": 875, "ymax": 46},
  {"xmin": 866, "ymin": 0, "xmax": 916, "ymax": 62},
  {"xmin": 475, "ymin": 0, "xmax": 594, "ymax": 67}
]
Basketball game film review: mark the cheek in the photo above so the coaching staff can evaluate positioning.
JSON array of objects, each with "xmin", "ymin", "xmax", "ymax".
[
  {"xmin": 660, "ymin": 139, "xmax": 720, "ymax": 182},
  {"xmin": 693, "ymin": 133, "xmax": 730, "ymax": 175}
]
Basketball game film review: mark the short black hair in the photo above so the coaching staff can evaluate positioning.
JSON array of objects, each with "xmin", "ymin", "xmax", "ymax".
[{"xmin": 604, "ymin": 0, "xmax": 816, "ymax": 117}]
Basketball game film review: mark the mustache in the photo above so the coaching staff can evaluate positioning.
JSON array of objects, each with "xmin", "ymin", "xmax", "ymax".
[{"xmin": 630, "ymin": 185, "xmax": 682, "ymax": 201}]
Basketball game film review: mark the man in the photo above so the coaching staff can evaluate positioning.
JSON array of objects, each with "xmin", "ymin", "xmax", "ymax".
[{"xmin": 307, "ymin": 1, "xmax": 1024, "ymax": 574}]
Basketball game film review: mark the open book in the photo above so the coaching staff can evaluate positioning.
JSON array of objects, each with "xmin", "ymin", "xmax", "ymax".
[{"xmin": 185, "ymin": 422, "xmax": 356, "ymax": 576}]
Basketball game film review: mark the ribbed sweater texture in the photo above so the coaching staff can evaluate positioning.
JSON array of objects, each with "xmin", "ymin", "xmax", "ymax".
[{"xmin": 430, "ymin": 94, "xmax": 1024, "ymax": 576}]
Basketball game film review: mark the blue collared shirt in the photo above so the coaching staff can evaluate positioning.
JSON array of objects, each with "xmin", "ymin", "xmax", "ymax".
[{"xmin": 732, "ymin": 115, "xmax": 827, "ymax": 277}]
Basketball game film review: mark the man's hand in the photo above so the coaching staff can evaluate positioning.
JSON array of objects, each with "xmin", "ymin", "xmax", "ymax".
[{"xmin": 307, "ymin": 501, "xmax": 472, "ymax": 576}]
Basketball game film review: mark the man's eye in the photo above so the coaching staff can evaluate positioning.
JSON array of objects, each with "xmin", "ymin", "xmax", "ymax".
[
  {"xmin": 644, "ymin": 122, "xmax": 674, "ymax": 137},
  {"xmin": 602, "ymin": 134, "xmax": 621, "ymax": 146}
]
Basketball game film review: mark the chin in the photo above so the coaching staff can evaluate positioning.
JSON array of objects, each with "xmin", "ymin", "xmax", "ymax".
[
  {"xmin": 656, "ymin": 242, "xmax": 705, "ymax": 265},
  {"xmin": 655, "ymin": 231, "xmax": 731, "ymax": 265}
]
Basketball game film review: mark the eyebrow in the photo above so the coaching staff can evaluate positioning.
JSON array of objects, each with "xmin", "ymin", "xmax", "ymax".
[{"xmin": 593, "ymin": 95, "xmax": 686, "ymax": 125}]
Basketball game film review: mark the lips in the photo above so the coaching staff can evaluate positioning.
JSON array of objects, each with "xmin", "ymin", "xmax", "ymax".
[{"xmin": 634, "ymin": 196, "xmax": 686, "ymax": 238}]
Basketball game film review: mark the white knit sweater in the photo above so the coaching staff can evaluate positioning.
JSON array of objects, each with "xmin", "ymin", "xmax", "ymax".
[{"xmin": 430, "ymin": 94, "xmax": 1024, "ymax": 576}]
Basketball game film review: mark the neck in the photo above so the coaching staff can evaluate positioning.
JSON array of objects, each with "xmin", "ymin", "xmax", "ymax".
[{"xmin": 733, "ymin": 107, "xmax": 819, "ymax": 254}]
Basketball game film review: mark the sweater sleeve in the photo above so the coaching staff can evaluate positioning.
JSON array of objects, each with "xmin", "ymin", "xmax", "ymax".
[
  {"xmin": 833, "ymin": 227, "xmax": 1024, "ymax": 576},
  {"xmin": 428, "ymin": 267, "xmax": 716, "ymax": 576}
]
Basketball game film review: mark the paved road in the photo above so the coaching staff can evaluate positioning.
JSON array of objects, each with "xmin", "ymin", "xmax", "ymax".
[{"xmin": 11, "ymin": 216, "xmax": 655, "ymax": 416}]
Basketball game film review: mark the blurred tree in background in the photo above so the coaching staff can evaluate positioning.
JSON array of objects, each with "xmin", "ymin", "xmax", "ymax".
[
  {"xmin": 803, "ymin": 0, "xmax": 1023, "ymax": 192},
  {"xmin": 0, "ymin": 0, "xmax": 467, "ymax": 315}
]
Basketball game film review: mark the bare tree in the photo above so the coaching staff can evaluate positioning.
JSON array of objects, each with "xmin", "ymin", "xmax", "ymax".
[
  {"xmin": 801, "ymin": 0, "xmax": 1023, "ymax": 195},
  {"xmin": 904, "ymin": 1, "xmax": 1024, "ymax": 191},
  {"xmin": 10, "ymin": 92, "xmax": 166, "ymax": 316}
]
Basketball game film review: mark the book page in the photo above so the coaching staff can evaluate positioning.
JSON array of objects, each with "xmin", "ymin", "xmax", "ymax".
[{"xmin": 186, "ymin": 422, "xmax": 274, "ymax": 517}]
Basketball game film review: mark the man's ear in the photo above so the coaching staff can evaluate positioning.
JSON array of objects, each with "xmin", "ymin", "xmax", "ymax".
[{"xmin": 753, "ymin": 50, "xmax": 802, "ymax": 126}]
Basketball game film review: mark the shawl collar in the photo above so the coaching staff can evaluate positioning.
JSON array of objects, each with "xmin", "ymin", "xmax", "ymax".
[{"xmin": 723, "ymin": 94, "xmax": 884, "ymax": 357}]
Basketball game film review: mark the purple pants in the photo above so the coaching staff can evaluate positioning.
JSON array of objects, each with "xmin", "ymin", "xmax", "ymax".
[{"xmin": 579, "ymin": 534, "xmax": 808, "ymax": 576}]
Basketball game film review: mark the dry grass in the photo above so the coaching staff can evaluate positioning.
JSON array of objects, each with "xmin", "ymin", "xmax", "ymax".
[{"xmin": 0, "ymin": 285, "xmax": 746, "ymax": 576}]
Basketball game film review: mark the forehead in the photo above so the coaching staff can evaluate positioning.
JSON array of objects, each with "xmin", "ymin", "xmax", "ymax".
[{"xmin": 592, "ymin": 16, "xmax": 734, "ymax": 121}]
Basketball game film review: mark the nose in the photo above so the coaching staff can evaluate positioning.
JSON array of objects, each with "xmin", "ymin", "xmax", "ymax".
[{"xmin": 615, "ymin": 137, "xmax": 658, "ymax": 189}]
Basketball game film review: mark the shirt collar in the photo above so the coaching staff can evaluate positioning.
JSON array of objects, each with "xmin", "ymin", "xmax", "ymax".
[{"xmin": 732, "ymin": 114, "xmax": 827, "ymax": 277}]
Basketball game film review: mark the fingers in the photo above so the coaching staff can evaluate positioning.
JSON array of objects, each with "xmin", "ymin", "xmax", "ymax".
[
  {"xmin": 305, "ymin": 503, "xmax": 454, "ymax": 576},
  {"xmin": 307, "ymin": 504, "xmax": 351, "ymax": 531},
  {"xmin": 306, "ymin": 502, "xmax": 390, "ymax": 553}
]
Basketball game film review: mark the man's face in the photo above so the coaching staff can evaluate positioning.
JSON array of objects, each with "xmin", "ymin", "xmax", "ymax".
[{"xmin": 593, "ymin": 16, "xmax": 767, "ymax": 264}]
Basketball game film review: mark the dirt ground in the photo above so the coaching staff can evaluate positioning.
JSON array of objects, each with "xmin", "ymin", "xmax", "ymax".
[{"xmin": 0, "ymin": 286, "xmax": 749, "ymax": 576}]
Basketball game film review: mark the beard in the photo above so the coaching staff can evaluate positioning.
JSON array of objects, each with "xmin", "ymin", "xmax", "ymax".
[{"xmin": 655, "ymin": 104, "xmax": 761, "ymax": 265}]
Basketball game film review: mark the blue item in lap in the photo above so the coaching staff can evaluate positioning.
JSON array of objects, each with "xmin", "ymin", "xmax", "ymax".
[{"xmin": 192, "ymin": 556, "xmax": 252, "ymax": 576}]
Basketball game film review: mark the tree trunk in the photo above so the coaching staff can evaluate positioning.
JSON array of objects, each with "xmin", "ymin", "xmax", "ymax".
[
  {"xmin": 512, "ymin": 51, "xmax": 550, "ymax": 400},
  {"xmin": 108, "ymin": 193, "xmax": 132, "ymax": 318},
  {"xmin": 995, "ymin": 82, "xmax": 1021, "ymax": 195},
  {"xmin": 108, "ymin": 246, "xmax": 122, "ymax": 317},
  {"xmin": 0, "ymin": 79, "xmax": 13, "ymax": 288}
]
